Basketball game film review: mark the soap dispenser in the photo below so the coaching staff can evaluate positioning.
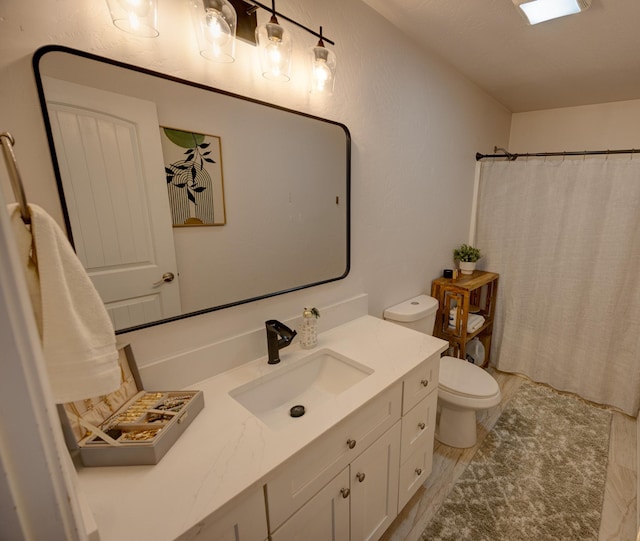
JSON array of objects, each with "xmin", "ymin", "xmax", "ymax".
[{"xmin": 300, "ymin": 307, "xmax": 320, "ymax": 349}]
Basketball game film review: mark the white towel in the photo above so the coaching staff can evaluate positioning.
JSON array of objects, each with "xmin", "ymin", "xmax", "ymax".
[
  {"xmin": 9, "ymin": 203, "xmax": 120, "ymax": 403},
  {"xmin": 467, "ymin": 313, "xmax": 485, "ymax": 333}
]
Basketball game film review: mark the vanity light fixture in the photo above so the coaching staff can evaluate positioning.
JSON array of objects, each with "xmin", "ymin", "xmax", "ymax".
[
  {"xmin": 190, "ymin": 0, "xmax": 238, "ymax": 63},
  {"xmin": 106, "ymin": 0, "xmax": 337, "ymax": 91},
  {"xmin": 105, "ymin": 0, "xmax": 159, "ymax": 37},
  {"xmin": 256, "ymin": 0, "xmax": 292, "ymax": 82},
  {"xmin": 309, "ymin": 26, "xmax": 336, "ymax": 95},
  {"xmin": 513, "ymin": 0, "xmax": 591, "ymax": 25}
]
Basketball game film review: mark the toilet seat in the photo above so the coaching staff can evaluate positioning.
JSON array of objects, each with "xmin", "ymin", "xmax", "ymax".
[{"xmin": 439, "ymin": 356, "xmax": 499, "ymax": 399}]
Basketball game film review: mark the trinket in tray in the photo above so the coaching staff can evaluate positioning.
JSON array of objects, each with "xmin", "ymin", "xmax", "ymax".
[{"xmin": 58, "ymin": 344, "xmax": 204, "ymax": 467}]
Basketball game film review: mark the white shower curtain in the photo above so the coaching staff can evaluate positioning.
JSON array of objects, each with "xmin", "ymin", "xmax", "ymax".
[{"xmin": 475, "ymin": 157, "xmax": 640, "ymax": 415}]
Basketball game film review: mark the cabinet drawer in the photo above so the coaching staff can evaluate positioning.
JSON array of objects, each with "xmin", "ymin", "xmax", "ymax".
[
  {"xmin": 267, "ymin": 382, "xmax": 402, "ymax": 530},
  {"xmin": 402, "ymin": 354, "xmax": 439, "ymax": 414},
  {"xmin": 400, "ymin": 391, "xmax": 437, "ymax": 464},
  {"xmin": 398, "ymin": 441, "xmax": 433, "ymax": 511}
]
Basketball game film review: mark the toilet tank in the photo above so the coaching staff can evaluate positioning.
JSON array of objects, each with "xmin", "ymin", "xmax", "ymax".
[{"xmin": 383, "ymin": 295, "xmax": 439, "ymax": 335}]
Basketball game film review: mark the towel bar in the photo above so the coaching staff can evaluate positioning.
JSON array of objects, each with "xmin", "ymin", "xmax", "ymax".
[{"xmin": 0, "ymin": 132, "xmax": 30, "ymax": 225}]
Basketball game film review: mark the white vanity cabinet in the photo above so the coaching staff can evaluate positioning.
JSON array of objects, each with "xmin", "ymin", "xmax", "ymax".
[
  {"xmin": 271, "ymin": 423, "xmax": 401, "ymax": 541},
  {"xmin": 75, "ymin": 315, "xmax": 449, "ymax": 541},
  {"xmin": 267, "ymin": 352, "xmax": 440, "ymax": 541},
  {"xmin": 266, "ymin": 382, "xmax": 403, "ymax": 531}
]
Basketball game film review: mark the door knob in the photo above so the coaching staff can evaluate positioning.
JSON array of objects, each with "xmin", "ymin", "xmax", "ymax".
[
  {"xmin": 346, "ymin": 439, "xmax": 357, "ymax": 449},
  {"xmin": 418, "ymin": 422, "xmax": 426, "ymax": 430},
  {"xmin": 152, "ymin": 272, "xmax": 175, "ymax": 287},
  {"xmin": 420, "ymin": 379, "xmax": 429, "ymax": 387},
  {"xmin": 340, "ymin": 488, "xmax": 350, "ymax": 498},
  {"xmin": 356, "ymin": 472, "xmax": 366, "ymax": 483}
]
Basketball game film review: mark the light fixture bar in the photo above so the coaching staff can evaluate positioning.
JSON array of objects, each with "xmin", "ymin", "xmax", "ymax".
[{"xmin": 248, "ymin": 0, "xmax": 335, "ymax": 45}]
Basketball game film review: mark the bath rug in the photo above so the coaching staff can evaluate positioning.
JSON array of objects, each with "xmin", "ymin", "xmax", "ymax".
[{"xmin": 421, "ymin": 381, "xmax": 612, "ymax": 541}]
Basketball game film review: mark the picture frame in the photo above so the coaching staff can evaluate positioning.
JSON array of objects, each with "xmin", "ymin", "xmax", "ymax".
[{"xmin": 160, "ymin": 126, "xmax": 227, "ymax": 226}]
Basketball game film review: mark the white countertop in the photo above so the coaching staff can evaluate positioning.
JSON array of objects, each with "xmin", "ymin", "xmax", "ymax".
[{"xmin": 76, "ymin": 315, "xmax": 448, "ymax": 541}]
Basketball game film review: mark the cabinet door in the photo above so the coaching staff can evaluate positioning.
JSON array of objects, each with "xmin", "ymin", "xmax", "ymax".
[
  {"xmin": 400, "ymin": 391, "xmax": 437, "ymax": 464},
  {"xmin": 350, "ymin": 421, "xmax": 401, "ymax": 541},
  {"xmin": 267, "ymin": 382, "xmax": 402, "ymax": 530},
  {"xmin": 271, "ymin": 468, "xmax": 350, "ymax": 541}
]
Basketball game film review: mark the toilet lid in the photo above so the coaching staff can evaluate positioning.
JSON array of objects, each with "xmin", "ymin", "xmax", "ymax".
[{"xmin": 439, "ymin": 356, "xmax": 499, "ymax": 398}]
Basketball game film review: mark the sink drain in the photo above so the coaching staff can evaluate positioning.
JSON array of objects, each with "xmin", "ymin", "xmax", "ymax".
[{"xmin": 289, "ymin": 405, "xmax": 306, "ymax": 418}]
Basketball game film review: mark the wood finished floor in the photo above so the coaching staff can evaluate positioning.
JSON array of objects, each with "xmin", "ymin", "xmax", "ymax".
[{"xmin": 381, "ymin": 370, "xmax": 638, "ymax": 541}]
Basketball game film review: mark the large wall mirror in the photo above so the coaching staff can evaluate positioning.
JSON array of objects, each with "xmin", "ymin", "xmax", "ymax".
[{"xmin": 33, "ymin": 45, "xmax": 350, "ymax": 334}]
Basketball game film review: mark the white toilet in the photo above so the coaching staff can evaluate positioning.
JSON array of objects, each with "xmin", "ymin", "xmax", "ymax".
[{"xmin": 383, "ymin": 294, "xmax": 501, "ymax": 448}]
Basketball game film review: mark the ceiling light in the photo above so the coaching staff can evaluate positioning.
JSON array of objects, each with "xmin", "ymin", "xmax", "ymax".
[
  {"xmin": 256, "ymin": 0, "xmax": 292, "ymax": 82},
  {"xmin": 105, "ymin": 0, "xmax": 159, "ymax": 37},
  {"xmin": 309, "ymin": 27, "xmax": 336, "ymax": 95},
  {"xmin": 190, "ymin": 0, "xmax": 237, "ymax": 63},
  {"xmin": 513, "ymin": 0, "xmax": 591, "ymax": 25}
]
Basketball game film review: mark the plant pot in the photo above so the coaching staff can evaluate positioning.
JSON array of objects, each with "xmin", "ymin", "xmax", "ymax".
[{"xmin": 458, "ymin": 261, "xmax": 476, "ymax": 275}]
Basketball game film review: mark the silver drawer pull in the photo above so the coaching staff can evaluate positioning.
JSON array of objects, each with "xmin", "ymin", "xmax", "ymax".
[
  {"xmin": 420, "ymin": 379, "xmax": 429, "ymax": 387},
  {"xmin": 356, "ymin": 472, "xmax": 366, "ymax": 483},
  {"xmin": 418, "ymin": 422, "xmax": 426, "ymax": 430},
  {"xmin": 415, "ymin": 468, "xmax": 423, "ymax": 476},
  {"xmin": 340, "ymin": 488, "xmax": 350, "ymax": 498},
  {"xmin": 346, "ymin": 438, "xmax": 357, "ymax": 449}
]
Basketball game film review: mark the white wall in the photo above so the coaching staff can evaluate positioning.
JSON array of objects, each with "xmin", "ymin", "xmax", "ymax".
[
  {"xmin": 510, "ymin": 99, "xmax": 640, "ymax": 151},
  {"xmin": 0, "ymin": 0, "xmax": 510, "ymax": 374}
]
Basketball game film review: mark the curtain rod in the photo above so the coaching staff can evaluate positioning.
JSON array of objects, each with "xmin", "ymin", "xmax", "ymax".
[{"xmin": 476, "ymin": 147, "xmax": 640, "ymax": 161}]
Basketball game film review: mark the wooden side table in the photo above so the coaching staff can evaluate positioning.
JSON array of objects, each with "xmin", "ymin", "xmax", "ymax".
[{"xmin": 430, "ymin": 270, "xmax": 499, "ymax": 367}]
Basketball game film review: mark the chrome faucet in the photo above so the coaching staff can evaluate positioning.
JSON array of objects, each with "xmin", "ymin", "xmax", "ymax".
[{"xmin": 265, "ymin": 320, "xmax": 297, "ymax": 364}]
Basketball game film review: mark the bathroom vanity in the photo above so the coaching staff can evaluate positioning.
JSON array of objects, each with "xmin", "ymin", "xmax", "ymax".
[{"xmin": 75, "ymin": 316, "xmax": 447, "ymax": 541}]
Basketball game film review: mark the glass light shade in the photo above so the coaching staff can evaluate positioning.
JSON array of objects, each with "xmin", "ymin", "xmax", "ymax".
[
  {"xmin": 256, "ymin": 18, "xmax": 293, "ymax": 82},
  {"xmin": 513, "ymin": 0, "xmax": 590, "ymax": 25},
  {"xmin": 309, "ymin": 44, "xmax": 336, "ymax": 95},
  {"xmin": 190, "ymin": 0, "xmax": 237, "ymax": 63},
  {"xmin": 105, "ymin": 0, "xmax": 159, "ymax": 37}
]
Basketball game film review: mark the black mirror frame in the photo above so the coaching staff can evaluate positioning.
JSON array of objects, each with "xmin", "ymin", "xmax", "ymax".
[{"xmin": 32, "ymin": 44, "xmax": 351, "ymax": 334}]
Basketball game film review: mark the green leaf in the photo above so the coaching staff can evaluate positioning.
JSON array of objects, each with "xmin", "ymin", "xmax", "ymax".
[{"xmin": 163, "ymin": 128, "xmax": 206, "ymax": 149}]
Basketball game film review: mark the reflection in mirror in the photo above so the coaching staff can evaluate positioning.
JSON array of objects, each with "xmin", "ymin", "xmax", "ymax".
[{"xmin": 33, "ymin": 46, "xmax": 350, "ymax": 334}]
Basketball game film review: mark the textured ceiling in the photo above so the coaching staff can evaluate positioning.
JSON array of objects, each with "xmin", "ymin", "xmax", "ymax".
[{"xmin": 360, "ymin": 0, "xmax": 640, "ymax": 112}]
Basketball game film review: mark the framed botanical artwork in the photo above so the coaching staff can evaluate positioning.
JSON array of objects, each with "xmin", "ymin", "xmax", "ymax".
[{"xmin": 160, "ymin": 127, "xmax": 227, "ymax": 226}]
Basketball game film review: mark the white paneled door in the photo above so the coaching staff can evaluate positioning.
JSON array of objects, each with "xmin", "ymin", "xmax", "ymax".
[{"xmin": 43, "ymin": 77, "xmax": 181, "ymax": 330}]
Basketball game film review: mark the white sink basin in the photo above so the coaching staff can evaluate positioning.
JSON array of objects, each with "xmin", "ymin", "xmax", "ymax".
[{"xmin": 229, "ymin": 348, "xmax": 373, "ymax": 430}]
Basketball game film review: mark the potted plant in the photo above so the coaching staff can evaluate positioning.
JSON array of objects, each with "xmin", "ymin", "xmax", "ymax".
[{"xmin": 453, "ymin": 244, "xmax": 481, "ymax": 275}]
